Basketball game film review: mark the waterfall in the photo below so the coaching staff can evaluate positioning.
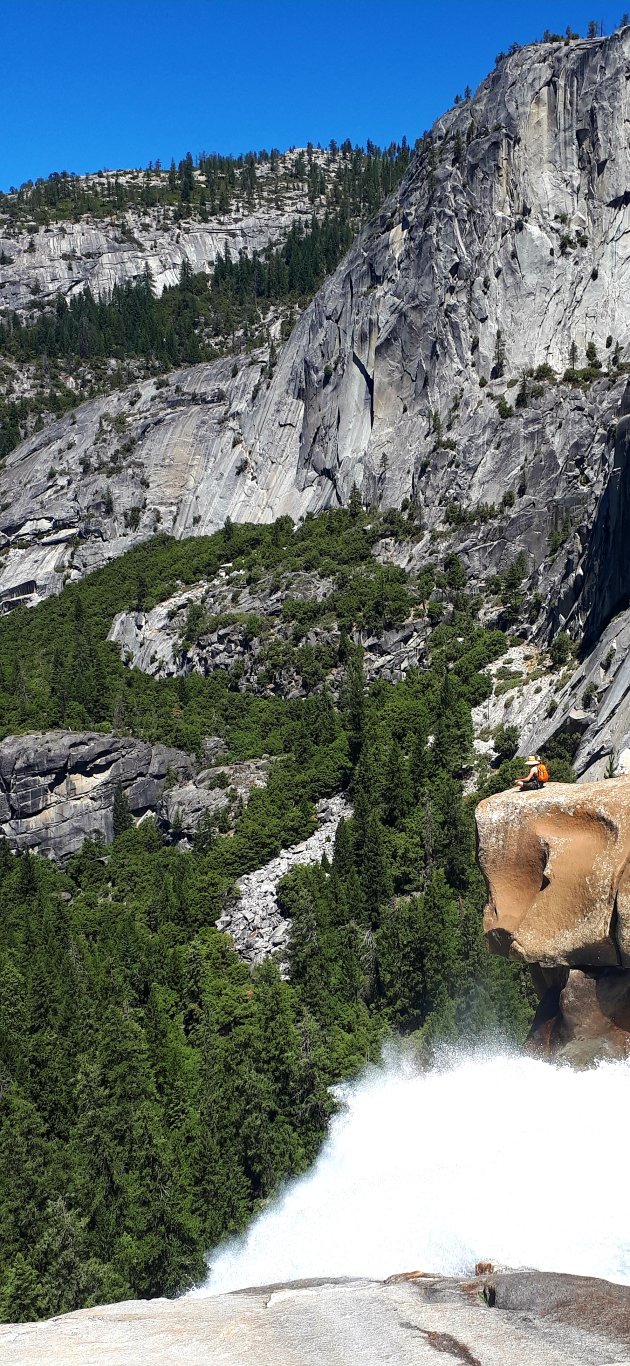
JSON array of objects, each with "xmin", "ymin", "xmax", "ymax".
[{"xmin": 191, "ymin": 1047, "xmax": 630, "ymax": 1295}]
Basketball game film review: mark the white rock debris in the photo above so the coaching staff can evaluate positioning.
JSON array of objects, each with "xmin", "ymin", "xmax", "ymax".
[{"xmin": 216, "ymin": 794, "xmax": 351, "ymax": 966}]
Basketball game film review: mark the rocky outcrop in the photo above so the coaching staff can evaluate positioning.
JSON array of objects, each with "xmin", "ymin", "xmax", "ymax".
[
  {"xmin": 0, "ymin": 731, "xmax": 266, "ymax": 860},
  {"xmin": 0, "ymin": 731, "xmax": 191, "ymax": 858},
  {"xmin": 476, "ymin": 779, "xmax": 630, "ymax": 968},
  {"xmin": 476, "ymin": 777, "xmax": 630, "ymax": 1059},
  {"xmin": 528, "ymin": 966, "xmax": 630, "ymax": 1066},
  {"xmin": 108, "ymin": 570, "xmax": 428, "ymax": 695},
  {"xmin": 0, "ymin": 152, "xmax": 332, "ymax": 313},
  {"xmin": 217, "ymin": 795, "xmax": 351, "ymax": 964},
  {"xmin": 159, "ymin": 758, "xmax": 268, "ymax": 844},
  {"xmin": 0, "ymin": 727, "xmax": 350, "ymax": 971},
  {"xmin": 2, "ymin": 1271, "xmax": 629, "ymax": 1364},
  {"xmin": 4, "ymin": 31, "xmax": 630, "ymax": 637}
]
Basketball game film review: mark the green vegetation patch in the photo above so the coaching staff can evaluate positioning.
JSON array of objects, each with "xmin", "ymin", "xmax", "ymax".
[{"xmin": 0, "ymin": 508, "xmax": 536, "ymax": 1322}]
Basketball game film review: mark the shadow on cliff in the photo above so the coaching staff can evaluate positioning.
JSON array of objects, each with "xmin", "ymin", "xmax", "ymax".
[{"xmin": 580, "ymin": 381, "xmax": 630, "ymax": 650}]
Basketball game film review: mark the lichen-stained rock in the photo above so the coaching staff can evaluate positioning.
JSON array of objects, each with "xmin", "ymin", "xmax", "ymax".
[{"xmin": 475, "ymin": 778, "xmax": 630, "ymax": 967}]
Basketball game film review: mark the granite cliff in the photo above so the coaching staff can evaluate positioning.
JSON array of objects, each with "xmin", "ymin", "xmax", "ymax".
[{"xmin": 3, "ymin": 28, "xmax": 630, "ymax": 640}]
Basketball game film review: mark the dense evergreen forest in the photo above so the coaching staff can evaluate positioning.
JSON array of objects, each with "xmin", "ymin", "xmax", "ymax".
[{"xmin": 0, "ymin": 507, "xmax": 565, "ymax": 1322}]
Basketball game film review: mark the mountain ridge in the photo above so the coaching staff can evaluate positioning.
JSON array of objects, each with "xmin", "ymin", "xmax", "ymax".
[{"xmin": 2, "ymin": 31, "xmax": 630, "ymax": 615}]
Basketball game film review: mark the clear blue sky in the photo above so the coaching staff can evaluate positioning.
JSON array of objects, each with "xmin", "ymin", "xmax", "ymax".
[{"xmin": 1, "ymin": 0, "xmax": 627, "ymax": 190}]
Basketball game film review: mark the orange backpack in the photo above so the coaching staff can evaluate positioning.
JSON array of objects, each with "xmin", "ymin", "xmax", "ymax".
[{"xmin": 537, "ymin": 762, "xmax": 549, "ymax": 784}]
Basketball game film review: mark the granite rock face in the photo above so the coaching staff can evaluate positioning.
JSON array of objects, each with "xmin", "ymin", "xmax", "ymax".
[
  {"xmin": 0, "ymin": 731, "xmax": 191, "ymax": 858},
  {"xmin": 476, "ymin": 777, "xmax": 630, "ymax": 1059},
  {"xmin": 519, "ymin": 601, "xmax": 630, "ymax": 780},
  {"xmin": 0, "ymin": 356, "xmax": 278, "ymax": 609},
  {"xmin": 0, "ymin": 731, "xmax": 266, "ymax": 861},
  {"xmin": 577, "ymin": 382, "xmax": 630, "ymax": 648},
  {"xmin": 3, "ymin": 32, "xmax": 630, "ymax": 635},
  {"xmin": 1, "ymin": 1272, "xmax": 628, "ymax": 1365}
]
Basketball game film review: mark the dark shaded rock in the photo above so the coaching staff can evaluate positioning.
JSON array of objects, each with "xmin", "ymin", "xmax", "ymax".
[
  {"xmin": 0, "ymin": 731, "xmax": 192, "ymax": 860},
  {"xmin": 579, "ymin": 382, "xmax": 630, "ymax": 647},
  {"xmin": 528, "ymin": 967, "xmax": 630, "ymax": 1064}
]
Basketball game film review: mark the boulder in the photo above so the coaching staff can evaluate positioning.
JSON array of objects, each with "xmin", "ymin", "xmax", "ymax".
[
  {"xmin": 476, "ymin": 776, "xmax": 630, "ymax": 1059},
  {"xmin": 475, "ymin": 778, "xmax": 630, "ymax": 967}
]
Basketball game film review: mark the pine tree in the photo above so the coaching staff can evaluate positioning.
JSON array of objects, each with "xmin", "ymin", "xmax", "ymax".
[
  {"xmin": 383, "ymin": 740, "xmax": 411, "ymax": 826},
  {"xmin": 421, "ymin": 869, "xmax": 461, "ymax": 1017},
  {"xmin": 493, "ymin": 329, "xmax": 506, "ymax": 378},
  {"xmin": 112, "ymin": 785, "xmax": 133, "ymax": 838},
  {"xmin": 0, "ymin": 1253, "xmax": 45, "ymax": 1322},
  {"xmin": 360, "ymin": 812, "xmax": 392, "ymax": 926},
  {"xmin": 348, "ymin": 483, "xmax": 363, "ymax": 517},
  {"xmin": 432, "ymin": 672, "xmax": 473, "ymax": 774},
  {"xmin": 341, "ymin": 651, "xmax": 366, "ymax": 760}
]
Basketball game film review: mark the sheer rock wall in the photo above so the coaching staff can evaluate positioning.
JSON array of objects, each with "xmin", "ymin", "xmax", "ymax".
[{"xmin": 3, "ymin": 32, "xmax": 630, "ymax": 639}]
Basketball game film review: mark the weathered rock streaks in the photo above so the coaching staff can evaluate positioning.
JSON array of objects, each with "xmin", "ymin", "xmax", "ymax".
[{"xmin": 4, "ymin": 31, "xmax": 630, "ymax": 650}]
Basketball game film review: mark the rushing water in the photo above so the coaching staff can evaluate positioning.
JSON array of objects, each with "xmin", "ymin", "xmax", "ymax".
[{"xmin": 191, "ymin": 1047, "xmax": 630, "ymax": 1295}]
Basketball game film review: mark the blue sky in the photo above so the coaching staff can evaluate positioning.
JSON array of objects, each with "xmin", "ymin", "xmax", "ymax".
[{"xmin": 1, "ymin": 0, "xmax": 627, "ymax": 190}]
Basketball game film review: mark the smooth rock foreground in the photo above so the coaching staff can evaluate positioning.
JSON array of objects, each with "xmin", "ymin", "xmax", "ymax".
[
  {"xmin": 476, "ymin": 777, "xmax": 630, "ymax": 1061},
  {"xmin": 2, "ymin": 1272, "xmax": 630, "ymax": 1365}
]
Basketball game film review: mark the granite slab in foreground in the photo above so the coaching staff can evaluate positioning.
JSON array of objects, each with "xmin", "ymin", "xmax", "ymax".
[{"xmin": 2, "ymin": 1271, "xmax": 630, "ymax": 1365}]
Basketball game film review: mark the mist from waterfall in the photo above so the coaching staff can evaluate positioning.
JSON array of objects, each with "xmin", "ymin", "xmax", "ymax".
[{"xmin": 191, "ymin": 1047, "xmax": 630, "ymax": 1295}]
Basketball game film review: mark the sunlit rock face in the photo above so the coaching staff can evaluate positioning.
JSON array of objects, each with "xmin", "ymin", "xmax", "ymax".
[
  {"xmin": 4, "ymin": 30, "xmax": 630, "ymax": 631},
  {"xmin": 476, "ymin": 778, "xmax": 630, "ymax": 1060},
  {"xmin": 0, "ymin": 730, "xmax": 268, "ymax": 861},
  {"xmin": 0, "ymin": 155, "xmax": 330, "ymax": 312}
]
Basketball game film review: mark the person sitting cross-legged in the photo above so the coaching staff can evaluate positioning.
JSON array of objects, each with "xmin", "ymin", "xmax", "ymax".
[{"xmin": 513, "ymin": 753, "xmax": 549, "ymax": 792}]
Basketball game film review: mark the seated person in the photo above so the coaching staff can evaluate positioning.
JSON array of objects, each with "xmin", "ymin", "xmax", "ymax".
[{"xmin": 513, "ymin": 753, "xmax": 548, "ymax": 792}]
